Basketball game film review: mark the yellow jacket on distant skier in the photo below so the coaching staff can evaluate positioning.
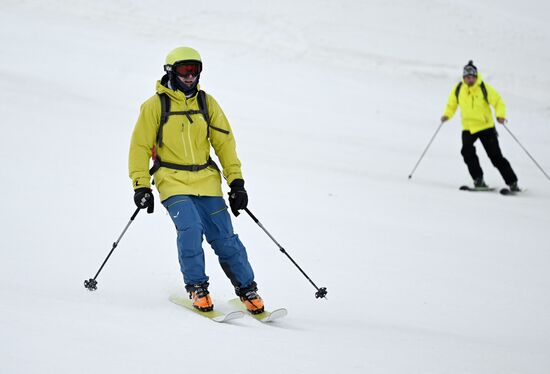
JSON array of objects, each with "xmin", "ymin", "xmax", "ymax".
[
  {"xmin": 128, "ymin": 80, "xmax": 243, "ymax": 201},
  {"xmin": 443, "ymin": 74, "xmax": 506, "ymax": 134}
]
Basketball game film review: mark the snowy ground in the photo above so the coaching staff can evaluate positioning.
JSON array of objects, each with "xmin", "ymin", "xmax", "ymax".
[{"xmin": 1, "ymin": 1, "xmax": 550, "ymax": 373}]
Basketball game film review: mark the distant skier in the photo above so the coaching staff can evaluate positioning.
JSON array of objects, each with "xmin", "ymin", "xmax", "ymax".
[
  {"xmin": 128, "ymin": 46, "xmax": 264, "ymax": 314},
  {"xmin": 441, "ymin": 61, "xmax": 520, "ymax": 191}
]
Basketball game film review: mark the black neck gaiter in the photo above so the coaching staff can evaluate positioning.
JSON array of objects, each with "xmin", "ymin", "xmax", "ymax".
[{"xmin": 169, "ymin": 73, "xmax": 200, "ymax": 97}]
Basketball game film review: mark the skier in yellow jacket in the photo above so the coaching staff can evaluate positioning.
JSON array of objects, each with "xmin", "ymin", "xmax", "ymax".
[
  {"xmin": 128, "ymin": 46, "xmax": 264, "ymax": 314},
  {"xmin": 441, "ymin": 61, "xmax": 519, "ymax": 191}
]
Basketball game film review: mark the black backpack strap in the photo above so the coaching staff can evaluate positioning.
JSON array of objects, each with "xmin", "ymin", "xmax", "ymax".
[
  {"xmin": 480, "ymin": 81, "xmax": 489, "ymax": 104},
  {"xmin": 208, "ymin": 124, "xmax": 230, "ymax": 135},
  {"xmin": 197, "ymin": 90, "xmax": 212, "ymax": 137},
  {"xmin": 168, "ymin": 110, "xmax": 203, "ymax": 123},
  {"xmin": 157, "ymin": 93, "xmax": 170, "ymax": 147},
  {"xmin": 197, "ymin": 90, "xmax": 230, "ymax": 136},
  {"xmin": 149, "ymin": 155, "xmax": 219, "ymax": 175},
  {"xmin": 454, "ymin": 81, "xmax": 463, "ymax": 104},
  {"xmin": 197, "ymin": 90, "xmax": 210, "ymax": 126}
]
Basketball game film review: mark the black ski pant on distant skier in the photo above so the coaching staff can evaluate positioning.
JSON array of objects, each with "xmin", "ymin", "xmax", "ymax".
[{"xmin": 461, "ymin": 127, "xmax": 518, "ymax": 185}]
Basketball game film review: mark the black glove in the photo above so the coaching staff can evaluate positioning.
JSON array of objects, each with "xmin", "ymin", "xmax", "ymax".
[
  {"xmin": 134, "ymin": 187, "xmax": 154, "ymax": 214},
  {"xmin": 228, "ymin": 179, "xmax": 248, "ymax": 217}
]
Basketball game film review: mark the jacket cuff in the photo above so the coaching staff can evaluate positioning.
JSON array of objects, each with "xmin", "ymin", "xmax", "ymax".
[
  {"xmin": 133, "ymin": 177, "xmax": 151, "ymax": 190},
  {"xmin": 229, "ymin": 178, "xmax": 245, "ymax": 188}
]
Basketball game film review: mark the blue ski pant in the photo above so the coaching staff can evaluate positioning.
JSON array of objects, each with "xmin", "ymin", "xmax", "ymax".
[{"xmin": 162, "ymin": 195, "xmax": 255, "ymax": 289}]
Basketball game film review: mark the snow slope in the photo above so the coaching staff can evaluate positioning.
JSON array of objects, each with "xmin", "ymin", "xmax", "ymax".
[{"xmin": 1, "ymin": 1, "xmax": 549, "ymax": 373}]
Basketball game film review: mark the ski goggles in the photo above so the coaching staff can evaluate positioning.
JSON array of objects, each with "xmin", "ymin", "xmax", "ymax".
[{"xmin": 171, "ymin": 62, "xmax": 202, "ymax": 77}]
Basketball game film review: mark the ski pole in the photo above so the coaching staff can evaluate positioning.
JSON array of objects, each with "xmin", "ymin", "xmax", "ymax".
[
  {"xmin": 408, "ymin": 121, "xmax": 445, "ymax": 179},
  {"xmin": 244, "ymin": 207, "xmax": 328, "ymax": 299},
  {"xmin": 502, "ymin": 122, "xmax": 550, "ymax": 182},
  {"xmin": 84, "ymin": 207, "xmax": 141, "ymax": 291}
]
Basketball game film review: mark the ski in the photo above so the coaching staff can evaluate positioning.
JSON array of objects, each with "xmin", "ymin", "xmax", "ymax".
[
  {"xmin": 228, "ymin": 298, "xmax": 288, "ymax": 323},
  {"xmin": 459, "ymin": 185, "xmax": 496, "ymax": 192},
  {"xmin": 169, "ymin": 295, "xmax": 245, "ymax": 323},
  {"xmin": 499, "ymin": 188, "xmax": 525, "ymax": 196}
]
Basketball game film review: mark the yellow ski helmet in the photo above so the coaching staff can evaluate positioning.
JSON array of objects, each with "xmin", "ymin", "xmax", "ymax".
[{"xmin": 164, "ymin": 47, "xmax": 202, "ymax": 73}]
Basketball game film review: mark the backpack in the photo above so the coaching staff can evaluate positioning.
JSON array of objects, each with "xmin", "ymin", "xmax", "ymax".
[
  {"xmin": 149, "ymin": 90, "xmax": 226, "ymax": 175},
  {"xmin": 455, "ymin": 81, "xmax": 489, "ymax": 104}
]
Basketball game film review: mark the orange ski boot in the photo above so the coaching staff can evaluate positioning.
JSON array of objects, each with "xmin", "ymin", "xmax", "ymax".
[
  {"xmin": 238, "ymin": 287, "xmax": 264, "ymax": 315},
  {"xmin": 188, "ymin": 283, "xmax": 213, "ymax": 312}
]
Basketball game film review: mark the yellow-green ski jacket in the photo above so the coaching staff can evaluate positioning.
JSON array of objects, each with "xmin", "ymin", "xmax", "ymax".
[
  {"xmin": 129, "ymin": 80, "xmax": 243, "ymax": 201},
  {"xmin": 443, "ymin": 74, "xmax": 506, "ymax": 134}
]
